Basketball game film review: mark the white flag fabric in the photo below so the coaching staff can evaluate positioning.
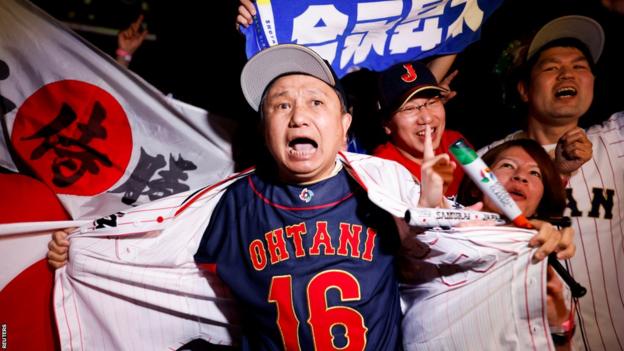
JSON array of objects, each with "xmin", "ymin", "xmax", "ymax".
[
  {"xmin": 0, "ymin": 220, "xmax": 88, "ymax": 291},
  {"xmin": 0, "ymin": 0, "xmax": 236, "ymax": 220}
]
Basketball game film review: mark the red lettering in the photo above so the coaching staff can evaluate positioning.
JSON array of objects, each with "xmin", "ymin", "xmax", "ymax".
[
  {"xmin": 337, "ymin": 223, "xmax": 362, "ymax": 258},
  {"xmin": 309, "ymin": 222, "xmax": 336, "ymax": 255},
  {"xmin": 285, "ymin": 222, "xmax": 307, "ymax": 258},
  {"xmin": 249, "ymin": 239, "xmax": 268, "ymax": 270},
  {"xmin": 265, "ymin": 228, "xmax": 290, "ymax": 264},
  {"xmin": 361, "ymin": 228, "xmax": 376, "ymax": 261}
]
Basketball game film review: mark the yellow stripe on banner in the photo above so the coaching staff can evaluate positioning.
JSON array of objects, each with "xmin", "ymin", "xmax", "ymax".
[{"xmin": 256, "ymin": 0, "xmax": 271, "ymax": 5}]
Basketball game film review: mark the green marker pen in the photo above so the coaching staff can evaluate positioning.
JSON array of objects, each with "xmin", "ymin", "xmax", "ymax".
[{"xmin": 450, "ymin": 139, "xmax": 531, "ymax": 228}]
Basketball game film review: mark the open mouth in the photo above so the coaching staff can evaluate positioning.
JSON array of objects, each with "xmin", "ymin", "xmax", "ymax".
[
  {"xmin": 416, "ymin": 127, "xmax": 437, "ymax": 137},
  {"xmin": 288, "ymin": 137, "xmax": 318, "ymax": 155},
  {"xmin": 555, "ymin": 87, "xmax": 577, "ymax": 98},
  {"xmin": 508, "ymin": 189, "xmax": 526, "ymax": 200}
]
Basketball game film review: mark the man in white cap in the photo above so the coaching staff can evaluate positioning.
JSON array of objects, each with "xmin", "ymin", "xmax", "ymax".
[
  {"xmin": 195, "ymin": 43, "xmax": 412, "ymax": 350},
  {"xmin": 482, "ymin": 15, "xmax": 624, "ymax": 350}
]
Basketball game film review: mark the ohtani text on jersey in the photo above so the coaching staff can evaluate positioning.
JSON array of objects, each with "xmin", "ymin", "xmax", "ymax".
[{"xmin": 248, "ymin": 222, "xmax": 377, "ymax": 271}]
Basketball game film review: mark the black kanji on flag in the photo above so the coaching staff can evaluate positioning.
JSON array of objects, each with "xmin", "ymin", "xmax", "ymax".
[
  {"xmin": 22, "ymin": 101, "xmax": 112, "ymax": 187},
  {"xmin": 110, "ymin": 147, "xmax": 197, "ymax": 205}
]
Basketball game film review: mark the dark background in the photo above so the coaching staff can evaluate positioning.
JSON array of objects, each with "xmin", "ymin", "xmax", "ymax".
[{"xmin": 29, "ymin": 0, "xmax": 624, "ymax": 159}]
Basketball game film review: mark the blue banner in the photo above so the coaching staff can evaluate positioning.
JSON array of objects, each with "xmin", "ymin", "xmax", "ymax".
[{"xmin": 243, "ymin": 0, "xmax": 503, "ymax": 77}]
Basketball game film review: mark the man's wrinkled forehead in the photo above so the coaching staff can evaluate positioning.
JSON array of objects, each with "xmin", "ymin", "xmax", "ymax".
[{"xmin": 260, "ymin": 72, "xmax": 345, "ymax": 113}]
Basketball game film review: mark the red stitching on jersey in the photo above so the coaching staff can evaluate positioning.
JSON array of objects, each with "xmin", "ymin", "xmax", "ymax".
[
  {"xmin": 601, "ymin": 146, "xmax": 624, "ymax": 348},
  {"xmin": 574, "ymin": 168, "xmax": 606, "ymax": 346},
  {"xmin": 540, "ymin": 261, "xmax": 553, "ymax": 350},
  {"xmin": 59, "ymin": 272, "xmax": 74, "ymax": 351},
  {"xmin": 197, "ymin": 263, "xmax": 217, "ymax": 273},
  {"xmin": 594, "ymin": 138, "xmax": 624, "ymax": 350},
  {"xmin": 247, "ymin": 176, "xmax": 354, "ymax": 211},
  {"xmin": 339, "ymin": 152, "xmax": 369, "ymax": 192},
  {"xmin": 470, "ymin": 258, "xmax": 497, "ymax": 273},
  {"xmin": 524, "ymin": 252, "xmax": 538, "ymax": 351},
  {"xmin": 71, "ymin": 285, "xmax": 85, "ymax": 351},
  {"xmin": 126, "ymin": 205, "xmax": 178, "ymax": 214},
  {"xmin": 175, "ymin": 167, "xmax": 255, "ymax": 217}
]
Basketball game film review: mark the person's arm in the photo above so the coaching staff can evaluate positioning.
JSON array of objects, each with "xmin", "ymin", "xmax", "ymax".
[
  {"xmin": 426, "ymin": 54, "xmax": 456, "ymax": 82},
  {"xmin": 427, "ymin": 54, "xmax": 459, "ymax": 102},
  {"xmin": 116, "ymin": 15, "xmax": 148, "ymax": 68}
]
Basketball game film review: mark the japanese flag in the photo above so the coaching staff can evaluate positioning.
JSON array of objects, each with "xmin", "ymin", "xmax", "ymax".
[{"xmin": 0, "ymin": 0, "xmax": 236, "ymax": 220}]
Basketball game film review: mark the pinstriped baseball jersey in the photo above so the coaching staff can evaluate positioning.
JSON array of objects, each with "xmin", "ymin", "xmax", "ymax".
[
  {"xmin": 400, "ymin": 226, "xmax": 553, "ymax": 351},
  {"xmin": 480, "ymin": 112, "xmax": 624, "ymax": 350},
  {"xmin": 52, "ymin": 153, "xmax": 420, "ymax": 351},
  {"xmin": 195, "ymin": 168, "xmax": 402, "ymax": 350}
]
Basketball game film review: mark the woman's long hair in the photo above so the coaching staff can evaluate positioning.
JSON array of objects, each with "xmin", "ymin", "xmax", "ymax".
[{"xmin": 457, "ymin": 139, "xmax": 566, "ymax": 218}]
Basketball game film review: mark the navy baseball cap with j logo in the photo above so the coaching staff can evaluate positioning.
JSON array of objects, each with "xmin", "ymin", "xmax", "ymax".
[{"xmin": 377, "ymin": 61, "xmax": 448, "ymax": 118}]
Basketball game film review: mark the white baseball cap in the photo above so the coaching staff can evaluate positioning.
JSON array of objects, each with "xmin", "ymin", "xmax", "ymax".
[
  {"xmin": 527, "ymin": 15, "xmax": 604, "ymax": 63},
  {"xmin": 240, "ymin": 44, "xmax": 338, "ymax": 112}
]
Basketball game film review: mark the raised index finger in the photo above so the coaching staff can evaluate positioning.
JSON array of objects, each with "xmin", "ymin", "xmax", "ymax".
[
  {"xmin": 423, "ymin": 124, "xmax": 435, "ymax": 161},
  {"xmin": 131, "ymin": 14, "xmax": 144, "ymax": 30}
]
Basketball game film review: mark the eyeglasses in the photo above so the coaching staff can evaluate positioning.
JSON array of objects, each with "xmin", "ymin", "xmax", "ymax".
[{"xmin": 396, "ymin": 96, "xmax": 443, "ymax": 117}]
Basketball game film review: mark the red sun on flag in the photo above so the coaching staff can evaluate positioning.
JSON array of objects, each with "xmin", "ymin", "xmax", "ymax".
[{"xmin": 11, "ymin": 80, "xmax": 132, "ymax": 195}]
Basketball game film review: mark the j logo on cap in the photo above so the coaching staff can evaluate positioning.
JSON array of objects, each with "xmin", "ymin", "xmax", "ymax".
[{"xmin": 401, "ymin": 63, "xmax": 418, "ymax": 83}]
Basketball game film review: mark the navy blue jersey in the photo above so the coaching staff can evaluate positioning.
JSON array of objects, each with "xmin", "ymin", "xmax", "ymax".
[{"xmin": 195, "ymin": 168, "xmax": 401, "ymax": 350}]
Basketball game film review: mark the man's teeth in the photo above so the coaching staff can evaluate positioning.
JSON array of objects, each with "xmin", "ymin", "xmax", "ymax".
[
  {"xmin": 417, "ymin": 128, "xmax": 436, "ymax": 136},
  {"xmin": 555, "ymin": 87, "xmax": 577, "ymax": 97},
  {"xmin": 289, "ymin": 138, "xmax": 317, "ymax": 152},
  {"xmin": 292, "ymin": 143, "xmax": 315, "ymax": 152}
]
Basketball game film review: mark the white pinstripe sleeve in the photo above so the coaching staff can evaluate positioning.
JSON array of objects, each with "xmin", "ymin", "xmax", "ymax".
[
  {"xmin": 54, "ymin": 172, "xmax": 249, "ymax": 351},
  {"xmin": 400, "ymin": 226, "xmax": 554, "ymax": 351}
]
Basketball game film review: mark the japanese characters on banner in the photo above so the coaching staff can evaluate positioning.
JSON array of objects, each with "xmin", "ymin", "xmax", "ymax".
[
  {"xmin": 242, "ymin": 0, "xmax": 503, "ymax": 77},
  {"xmin": 0, "ymin": 0, "xmax": 236, "ymax": 220}
]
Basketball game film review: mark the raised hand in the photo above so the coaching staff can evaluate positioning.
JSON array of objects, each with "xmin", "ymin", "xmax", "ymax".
[
  {"xmin": 418, "ymin": 125, "xmax": 454, "ymax": 208},
  {"xmin": 116, "ymin": 15, "xmax": 148, "ymax": 67},
  {"xmin": 554, "ymin": 127, "xmax": 592, "ymax": 176},
  {"xmin": 118, "ymin": 14, "xmax": 148, "ymax": 57},
  {"xmin": 237, "ymin": 0, "xmax": 256, "ymax": 29}
]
